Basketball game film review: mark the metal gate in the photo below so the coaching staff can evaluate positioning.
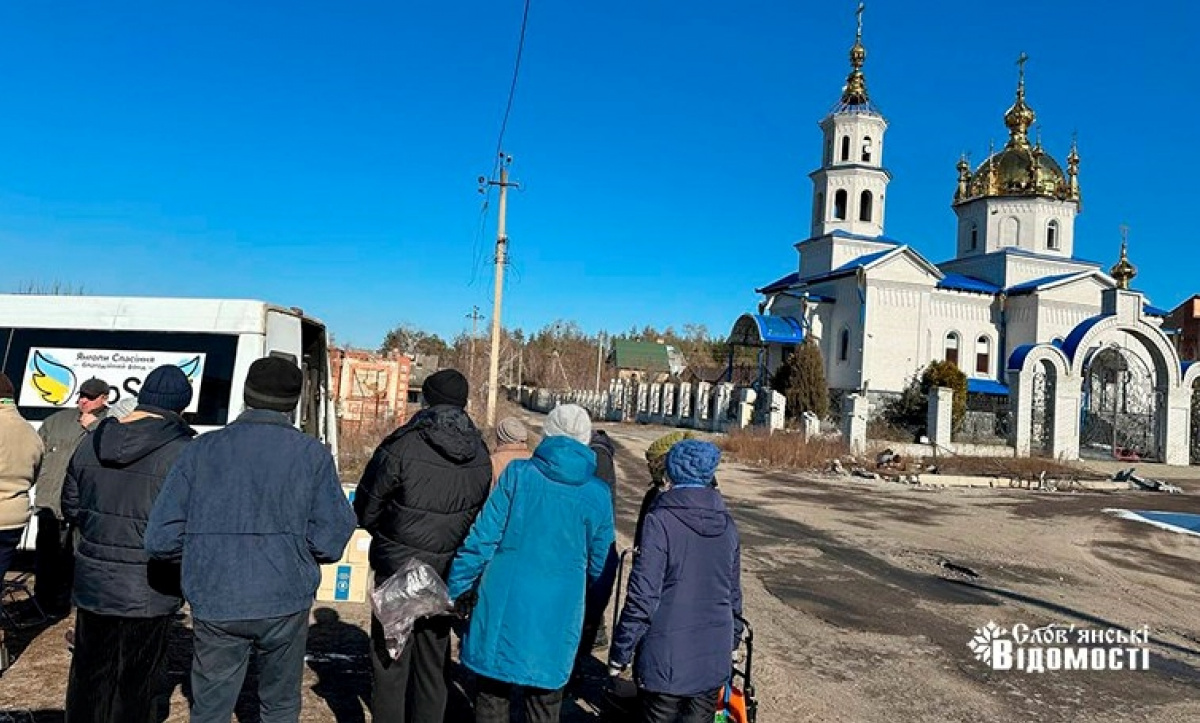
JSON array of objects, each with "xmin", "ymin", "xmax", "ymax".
[
  {"xmin": 1030, "ymin": 363, "xmax": 1055, "ymax": 455},
  {"xmin": 1079, "ymin": 346, "xmax": 1162, "ymax": 461}
]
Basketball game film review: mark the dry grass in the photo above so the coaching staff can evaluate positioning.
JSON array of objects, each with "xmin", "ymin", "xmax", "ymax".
[
  {"xmin": 718, "ymin": 427, "xmax": 849, "ymax": 471},
  {"xmin": 337, "ymin": 418, "xmax": 400, "ymax": 483}
]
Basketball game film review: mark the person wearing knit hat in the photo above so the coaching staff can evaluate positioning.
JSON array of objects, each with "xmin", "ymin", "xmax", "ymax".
[
  {"xmin": 542, "ymin": 403, "xmax": 592, "ymax": 445},
  {"xmin": 609, "ymin": 438, "xmax": 742, "ymax": 719},
  {"xmin": 634, "ymin": 430, "xmax": 694, "ymax": 552},
  {"xmin": 137, "ymin": 365, "xmax": 194, "ymax": 413},
  {"xmin": 243, "ymin": 357, "xmax": 303, "ymax": 412},
  {"xmin": 490, "ymin": 417, "xmax": 531, "ymax": 489},
  {"xmin": 446, "ymin": 401, "xmax": 613, "ymax": 721},
  {"xmin": 145, "ymin": 356, "xmax": 355, "ymax": 723},
  {"xmin": 62, "ymin": 366, "xmax": 200, "ymax": 721},
  {"xmin": 422, "ymin": 368, "xmax": 469, "ymax": 409},
  {"xmin": 353, "ymin": 365, "xmax": 492, "ymax": 722}
]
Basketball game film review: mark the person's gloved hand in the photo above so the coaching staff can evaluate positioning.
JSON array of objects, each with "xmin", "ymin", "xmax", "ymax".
[{"xmin": 452, "ymin": 588, "xmax": 478, "ymax": 619}]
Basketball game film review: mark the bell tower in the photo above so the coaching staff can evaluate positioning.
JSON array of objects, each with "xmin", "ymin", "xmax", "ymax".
[{"xmin": 809, "ymin": 3, "xmax": 891, "ymax": 238}]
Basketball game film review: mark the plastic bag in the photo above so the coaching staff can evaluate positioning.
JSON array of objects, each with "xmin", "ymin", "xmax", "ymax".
[{"xmin": 370, "ymin": 558, "xmax": 452, "ymax": 660}]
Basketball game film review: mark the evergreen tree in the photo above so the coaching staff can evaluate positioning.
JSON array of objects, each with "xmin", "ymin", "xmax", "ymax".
[{"xmin": 770, "ymin": 340, "xmax": 829, "ymax": 420}]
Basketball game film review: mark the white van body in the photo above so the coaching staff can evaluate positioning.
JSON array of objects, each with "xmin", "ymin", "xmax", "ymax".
[{"xmin": 0, "ymin": 294, "xmax": 339, "ymax": 548}]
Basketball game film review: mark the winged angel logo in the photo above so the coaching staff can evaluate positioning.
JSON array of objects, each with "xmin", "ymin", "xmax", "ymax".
[
  {"xmin": 969, "ymin": 621, "xmax": 1004, "ymax": 664},
  {"xmin": 28, "ymin": 351, "xmax": 77, "ymax": 405}
]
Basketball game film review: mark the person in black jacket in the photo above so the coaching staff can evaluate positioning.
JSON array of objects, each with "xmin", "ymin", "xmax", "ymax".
[
  {"xmin": 61, "ymin": 365, "xmax": 197, "ymax": 723},
  {"xmin": 575, "ymin": 429, "xmax": 620, "ymax": 665},
  {"xmin": 354, "ymin": 368, "xmax": 492, "ymax": 723}
]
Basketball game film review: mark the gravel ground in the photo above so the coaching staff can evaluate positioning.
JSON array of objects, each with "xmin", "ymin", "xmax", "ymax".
[{"xmin": 1, "ymin": 417, "xmax": 1198, "ymax": 722}]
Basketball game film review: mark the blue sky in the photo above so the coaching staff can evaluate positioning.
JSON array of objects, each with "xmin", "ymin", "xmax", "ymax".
[{"xmin": 1, "ymin": 1, "xmax": 1195, "ymax": 347}]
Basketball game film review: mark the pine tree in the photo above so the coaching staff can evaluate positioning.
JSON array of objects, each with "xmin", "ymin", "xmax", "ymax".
[{"xmin": 771, "ymin": 340, "xmax": 829, "ymax": 421}]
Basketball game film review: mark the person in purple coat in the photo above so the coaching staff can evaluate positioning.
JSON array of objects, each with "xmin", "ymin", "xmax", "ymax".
[{"xmin": 607, "ymin": 440, "xmax": 743, "ymax": 723}]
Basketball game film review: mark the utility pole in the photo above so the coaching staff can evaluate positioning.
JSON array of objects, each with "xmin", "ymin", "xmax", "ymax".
[
  {"xmin": 480, "ymin": 153, "xmax": 520, "ymax": 428},
  {"xmin": 467, "ymin": 305, "xmax": 483, "ymax": 379},
  {"xmin": 594, "ymin": 332, "xmax": 606, "ymax": 393}
]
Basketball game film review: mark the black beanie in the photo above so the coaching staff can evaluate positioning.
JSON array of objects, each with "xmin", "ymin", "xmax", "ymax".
[
  {"xmin": 244, "ymin": 357, "xmax": 303, "ymax": 412},
  {"xmin": 422, "ymin": 369, "xmax": 468, "ymax": 408}
]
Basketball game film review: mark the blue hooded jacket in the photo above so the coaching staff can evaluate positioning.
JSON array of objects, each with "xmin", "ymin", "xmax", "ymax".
[
  {"xmin": 446, "ymin": 434, "xmax": 614, "ymax": 690},
  {"xmin": 609, "ymin": 485, "xmax": 743, "ymax": 696}
]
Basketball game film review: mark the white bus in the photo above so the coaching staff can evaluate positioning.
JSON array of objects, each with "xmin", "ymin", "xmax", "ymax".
[{"xmin": 0, "ymin": 294, "xmax": 338, "ymax": 453}]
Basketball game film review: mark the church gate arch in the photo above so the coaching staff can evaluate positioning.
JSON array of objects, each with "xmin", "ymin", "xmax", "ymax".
[{"xmin": 1078, "ymin": 344, "xmax": 1162, "ymax": 462}]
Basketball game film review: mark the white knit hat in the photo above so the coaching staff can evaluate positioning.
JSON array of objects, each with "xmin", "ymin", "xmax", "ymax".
[{"xmin": 543, "ymin": 404, "xmax": 592, "ymax": 445}]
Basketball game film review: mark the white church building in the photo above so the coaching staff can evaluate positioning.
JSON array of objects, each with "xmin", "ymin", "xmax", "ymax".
[{"xmin": 730, "ymin": 16, "xmax": 1197, "ymax": 464}]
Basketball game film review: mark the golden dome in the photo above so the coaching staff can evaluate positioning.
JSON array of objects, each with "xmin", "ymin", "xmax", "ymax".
[
  {"xmin": 953, "ymin": 55, "xmax": 1080, "ymax": 206},
  {"xmin": 1110, "ymin": 232, "xmax": 1136, "ymax": 290}
]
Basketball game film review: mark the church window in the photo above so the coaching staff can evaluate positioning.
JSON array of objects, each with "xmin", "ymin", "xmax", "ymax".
[
  {"xmin": 861, "ymin": 135, "xmax": 873, "ymax": 162},
  {"xmin": 969, "ymin": 222, "xmax": 978, "ymax": 250},
  {"xmin": 1046, "ymin": 220, "xmax": 1060, "ymax": 250},
  {"xmin": 834, "ymin": 190, "xmax": 848, "ymax": 220},
  {"xmin": 944, "ymin": 332, "xmax": 960, "ymax": 367},
  {"xmin": 840, "ymin": 136, "xmax": 851, "ymax": 161},
  {"xmin": 838, "ymin": 328, "xmax": 850, "ymax": 362},
  {"xmin": 859, "ymin": 191, "xmax": 873, "ymax": 222},
  {"xmin": 1001, "ymin": 216, "xmax": 1020, "ymax": 245},
  {"xmin": 813, "ymin": 192, "xmax": 825, "ymax": 227},
  {"xmin": 975, "ymin": 336, "xmax": 991, "ymax": 374}
]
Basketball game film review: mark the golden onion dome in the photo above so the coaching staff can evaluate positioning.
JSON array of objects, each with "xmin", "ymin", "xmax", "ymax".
[
  {"xmin": 953, "ymin": 55, "xmax": 1080, "ymax": 206},
  {"xmin": 1109, "ymin": 232, "xmax": 1137, "ymax": 290}
]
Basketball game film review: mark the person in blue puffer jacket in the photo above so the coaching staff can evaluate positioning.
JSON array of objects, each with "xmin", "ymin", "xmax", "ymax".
[
  {"xmin": 446, "ymin": 404, "xmax": 614, "ymax": 723},
  {"xmin": 608, "ymin": 440, "xmax": 743, "ymax": 723}
]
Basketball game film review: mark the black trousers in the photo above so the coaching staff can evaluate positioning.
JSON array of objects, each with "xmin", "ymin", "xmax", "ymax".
[
  {"xmin": 474, "ymin": 675, "xmax": 564, "ymax": 723},
  {"xmin": 190, "ymin": 610, "xmax": 310, "ymax": 723},
  {"xmin": 640, "ymin": 688, "xmax": 720, "ymax": 723},
  {"xmin": 370, "ymin": 614, "xmax": 452, "ymax": 723},
  {"xmin": 35, "ymin": 509, "xmax": 74, "ymax": 614},
  {"xmin": 64, "ymin": 609, "xmax": 172, "ymax": 723}
]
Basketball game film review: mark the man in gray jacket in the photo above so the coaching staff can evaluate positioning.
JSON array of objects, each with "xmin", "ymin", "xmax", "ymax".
[{"xmin": 34, "ymin": 377, "xmax": 109, "ymax": 616}]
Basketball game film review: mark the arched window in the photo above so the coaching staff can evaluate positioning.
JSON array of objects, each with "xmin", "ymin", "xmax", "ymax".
[
  {"xmin": 834, "ymin": 189, "xmax": 848, "ymax": 220},
  {"xmin": 975, "ymin": 336, "xmax": 991, "ymax": 374},
  {"xmin": 861, "ymin": 135, "xmax": 873, "ymax": 162},
  {"xmin": 944, "ymin": 332, "xmax": 960, "ymax": 367},
  {"xmin": 813, "ymin": 192, "xmax": 825, "ymax": 227},
  {"xmin": 840, "ymin": 136, "xmax": 851, "ymax": 161},
  {"xmin": 1001, "ymin": 216, "xmax": 1020, "ymax": 245},
  {"xmin": 969, "ymin": 222, "xmax": 979, "ymax": 250},
  {"xmin": 1046, "ymin": 219, "xmax": 1060, "ymax": 250},
  {"xmin": 839, "ymin": 328, "xmax": 850, "ymax": 362},
  {"xmin": 859, "ymin": 190, "xmax": 873, "ymax": 222}
]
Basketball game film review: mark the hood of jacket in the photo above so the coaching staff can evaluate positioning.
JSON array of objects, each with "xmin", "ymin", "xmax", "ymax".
[
  {"xmin": 589, "ymin": 429, "xmax": 615, "ymax": 458},
  {"xmin": 415, "ymin": 405, "xmax": 485, "ymax": 464},
  {"xmin": 654, "ymin": 486, "xmax": 730, "ymax": 537},
  {"xmin": 531, "ymin": 435, "xmax": 597, "ymax": 486},
  {"xmin": 94, "ymin": 412, "xmax": 196, "ymax": 466}
]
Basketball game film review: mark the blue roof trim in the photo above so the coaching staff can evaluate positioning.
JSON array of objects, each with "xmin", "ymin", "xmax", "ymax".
[
  {"xmin": 997, "ymin": 247, "xmax": 1103, "ymax": 267},
  {"xmin": 1144, "ymin": 304, "xmax": 1168, "ymax": 318},
  {"xmin": 967, "ymin": 378, "xmax": 1009, "ymax": 396},
  {"xmin": 1061, "ymin": 314, "xmax": 1108, "ymax": 362},
  {"xmin": 938, "ymin": 273, "xmax": 1001, "ymax": 295},
  {"xmin": 756, "ymin": 271, "xmax": 799, "ymax": 294},
  {"xmin": 1007, "ymin": 344, "xmax": 1037, "ymax": 371},
  {"xmin": 1005, "ymin": 272, "xmax": 1082, "ymax": 296},
  {"xmin": 797, "ymin": 230, "xmax": 903, "ymax": 247},
  {"xmin": 750, "ymin": 315, "xmax": 805, "ymax": 344}
]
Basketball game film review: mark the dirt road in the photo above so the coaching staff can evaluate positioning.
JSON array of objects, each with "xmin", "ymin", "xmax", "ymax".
[{"xmin": 1, "ymin": 418, "xmax": 1198, "ymax": 722}]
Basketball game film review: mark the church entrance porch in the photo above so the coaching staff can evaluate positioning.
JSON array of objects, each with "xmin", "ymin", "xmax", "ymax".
[{"xmin": 1078, "ymin": 345, "xmax": 1163, "ymax": 462}]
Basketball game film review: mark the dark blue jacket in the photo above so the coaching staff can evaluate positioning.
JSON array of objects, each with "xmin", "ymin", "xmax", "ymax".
[
  {"xmin": 145, "ymin": 409, "xmax": 356, "ymax": 622},
  {"xmin": 63, "ymin": 411, "xmax": 195, "ymax": 617},
  {"xmin": 609, "ymin": 485, "xmax": 743, "ymax": 696}
]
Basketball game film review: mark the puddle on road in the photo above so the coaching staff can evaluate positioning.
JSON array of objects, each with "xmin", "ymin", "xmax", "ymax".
[{"xmin": 1106, "ymin": 509, "xmax": 1200, "ymax": 537}]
